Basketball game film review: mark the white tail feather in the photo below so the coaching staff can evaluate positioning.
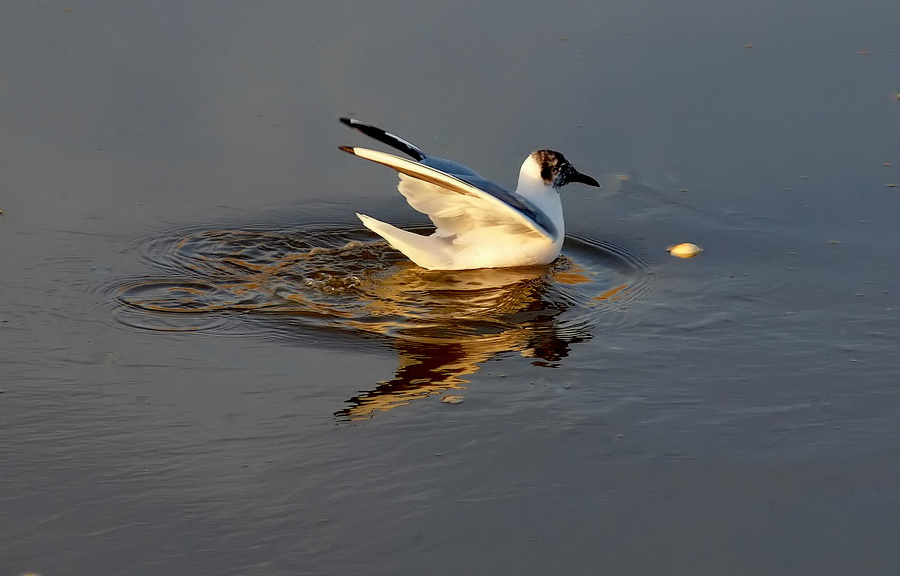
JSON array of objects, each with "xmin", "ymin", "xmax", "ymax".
[{"xmin": 356, "ymin": 213, "xmax": 453, "ymax": 270}]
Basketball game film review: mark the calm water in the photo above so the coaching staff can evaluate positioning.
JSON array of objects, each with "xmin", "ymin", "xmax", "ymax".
[{"xmin": 2, "ymin": 2, "xmax": 898, "ymax": 575}]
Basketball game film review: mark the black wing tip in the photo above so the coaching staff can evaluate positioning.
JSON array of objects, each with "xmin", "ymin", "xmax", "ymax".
[
  {"xmin": 337, "ymin": 117, "xmax": 426, "ymax": 162},
  {"xmin": 338, "ymin": 145, "xmax": 356, "ymax": 154}
]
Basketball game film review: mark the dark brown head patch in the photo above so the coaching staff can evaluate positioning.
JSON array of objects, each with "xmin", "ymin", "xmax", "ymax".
[{"xmin": 532, "ymin": 150, "xmax": 572, "ymax": 186}]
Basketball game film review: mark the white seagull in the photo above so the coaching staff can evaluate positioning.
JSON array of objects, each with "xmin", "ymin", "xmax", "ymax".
[{"xmin": 339, "ymin": 118, "xmax": 599, "ymax": 270}]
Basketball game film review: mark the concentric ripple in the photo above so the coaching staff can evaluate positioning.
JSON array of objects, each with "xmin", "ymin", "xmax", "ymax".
[
  {"xmin": 104, "ymin": 224, "xmax": 655, "ymax": 418},
  {"xmin": 109, "ymin": 225, "xmax": 652, "ymax": 336}
]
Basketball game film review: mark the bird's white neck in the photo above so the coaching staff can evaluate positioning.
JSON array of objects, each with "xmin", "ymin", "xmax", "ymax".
[{"xmin": 515, "ymin": 157, "xmax": 564, "ymax": 236}]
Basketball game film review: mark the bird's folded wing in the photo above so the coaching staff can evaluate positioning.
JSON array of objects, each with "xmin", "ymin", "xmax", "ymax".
[{"xmin": 340, "ymin": 146, "xmax": 557, "ymax": 241}]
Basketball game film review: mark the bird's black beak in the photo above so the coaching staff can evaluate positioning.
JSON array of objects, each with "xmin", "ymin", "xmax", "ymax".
[{"xmin": 562, "ymin": 166, "xmax": 601, "ymax": 188}]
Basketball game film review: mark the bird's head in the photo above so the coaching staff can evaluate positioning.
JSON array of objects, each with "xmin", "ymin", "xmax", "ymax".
[{"xmin": 519, "ymin": 150, "xmax": 600, "ymax": 192}]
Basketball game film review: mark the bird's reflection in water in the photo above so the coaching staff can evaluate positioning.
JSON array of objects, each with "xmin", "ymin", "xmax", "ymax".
[
  {"xmin": 111, "ymin": 227, "xmax": 647, "ymax": 420},
  {"xmin": 334, "ymin": 264, "xmax": 591, "ymax": 420}
]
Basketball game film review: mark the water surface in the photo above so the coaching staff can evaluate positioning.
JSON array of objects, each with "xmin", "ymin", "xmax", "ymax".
[{"xmin": 1, "ymin": 2, "xmax": 898, "ymax": 575}]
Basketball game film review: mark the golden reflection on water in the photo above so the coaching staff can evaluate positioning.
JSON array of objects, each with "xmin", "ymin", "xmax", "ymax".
[
  {"xmin": 336, "ymin": 264, "xmax": 582, "ymax": 419},
  {"xmin": 594, "ymin": 283, "xmax": 636, "ymax": 301},
  {"xmin": 113, "ymin": 227, "xmax": 648, "ymax": 420}
]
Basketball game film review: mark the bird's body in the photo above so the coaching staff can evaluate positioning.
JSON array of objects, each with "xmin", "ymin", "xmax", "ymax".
[{"xmin": 339, "ymin": 118, "xmax": 599, "ymax": 270}]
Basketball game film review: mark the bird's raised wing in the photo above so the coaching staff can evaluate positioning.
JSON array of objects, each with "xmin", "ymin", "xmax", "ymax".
[{"xmin": 339, "ymin": 146, "xmax": 558, "ymax": 242}]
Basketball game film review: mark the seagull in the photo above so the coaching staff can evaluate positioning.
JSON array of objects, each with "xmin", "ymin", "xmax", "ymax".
[{"xmin": 339, "ymin": 118, "xmax": 599, "ymax": 270}]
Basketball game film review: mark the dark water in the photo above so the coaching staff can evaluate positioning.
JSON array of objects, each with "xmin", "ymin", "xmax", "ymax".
[{"xmin": 2, "ymin": 2, "xmax": 898, "ymax": 575}]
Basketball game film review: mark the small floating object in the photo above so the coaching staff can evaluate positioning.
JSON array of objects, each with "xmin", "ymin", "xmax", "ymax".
[
  {"xmin": 667, "ymin": 242, "xmax": 703, "ymax": 258},
  {"xmin": 441, "ymin": 395, "xmax": 465, "ymax": 405}
]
